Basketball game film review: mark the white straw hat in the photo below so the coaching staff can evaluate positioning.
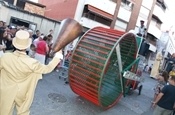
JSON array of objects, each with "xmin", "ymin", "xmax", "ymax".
[{"xmin": 12, "ymin": 30, "xmax": 32, "ymax": 50}]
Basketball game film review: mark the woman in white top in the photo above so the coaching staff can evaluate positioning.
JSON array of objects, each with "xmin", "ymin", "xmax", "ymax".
[{"xmin": 0, "ymin": 27, "xmax": 7, "ymax": 57}]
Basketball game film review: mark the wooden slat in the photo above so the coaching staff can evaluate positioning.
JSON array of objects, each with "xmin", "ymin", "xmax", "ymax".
[
  {"xmin": 89, "ymin": 29, "xmax": 124, "ymax": 39},
  {"xmin": 87, "ymin": 32, "xmax": 118, "ymax": 42},
  {"xmin": 80, "ymin": 40, "xmax": 112, "ymax": 50},
  {"xmin": 70, "ymin": 78, "xmax": 98, "ymax": 93},
  {"xmin": 71, "ymin": 82, "xmax": 98, "ymax": 97},
  {"xmin": 70, "ymin": 65, "xmax": 100, "ymax": 78},
  {"xmin": 75, "ymin": 49, "xmax": 107, "ymax": 61},
  {"xmin": 73, "ymin": 54, "xmax": 104, "ymax": 66},
  {"xmin": 70, "ymin": 70, "xmax": 99, "ymax": 83},
  {"xmin": 72, "ymin": 59, "xmax": 102, "ymax": 72},
  {"xmin": 78, "ymin": 44, "xmax": 108, "ymax": 55},
  {"xmin": 84, "ymin": 36, "xmax": 115, "ymax": 46}
]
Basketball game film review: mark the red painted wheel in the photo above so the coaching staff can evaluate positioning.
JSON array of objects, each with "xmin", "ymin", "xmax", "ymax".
[{"xmin": 68, "ymin": 27, "xmax": 138, "ymax": 109}]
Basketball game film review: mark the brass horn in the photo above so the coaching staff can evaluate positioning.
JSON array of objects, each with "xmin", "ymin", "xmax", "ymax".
[{"xmin": 51, "ymin": 18, "xmax": 83, "ymax": 55}]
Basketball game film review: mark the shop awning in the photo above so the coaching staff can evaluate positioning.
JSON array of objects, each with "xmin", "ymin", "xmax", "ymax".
[{"xmin": 87, "ymin": 5, "xmax": 113, "ymax": 20}]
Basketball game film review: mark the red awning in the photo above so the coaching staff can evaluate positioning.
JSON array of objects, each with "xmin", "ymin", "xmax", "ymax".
[{"xmin": 87, "ymin": 5, "xmax": 113, "ymax": 20}]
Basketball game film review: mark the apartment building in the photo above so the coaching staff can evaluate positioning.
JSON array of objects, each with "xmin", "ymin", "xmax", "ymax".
[
  {"xmin": 39, "ymin": 0, "xmax": 167, "ymax": 63},
  {"xmin": 39, "ymin": 0, "xmax": 165, "ymax": 31}
]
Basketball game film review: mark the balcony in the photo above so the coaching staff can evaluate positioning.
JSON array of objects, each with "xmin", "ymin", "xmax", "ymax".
[
  {"xmin": 80, "ymin": 17, "xmax": 109, "ymax": 29},
  {"xmin": 153, "ymin": 4, "xmax": 165, "ymax": 23},
  {"xmin": 84, "ymin": 0, "xmax": 115, "ymax": 15},
  {"xmin": 148, "ymin": 24, "xmax": 161, "ymax": 39}
]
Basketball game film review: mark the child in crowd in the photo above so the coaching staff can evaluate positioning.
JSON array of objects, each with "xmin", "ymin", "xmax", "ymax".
[
  {"xmin": 143, "ymin": 64, "xmax": 148, "ymax": 72},
  {"xmin": 148, "ymin": 64, "xmax": 153, "ymax": 73},
  {"xmin": 153, "ymin": 71, "xmax": 169, "ymax": 102},
  {"xmin": 28, "ymin": 44, "xmax": 35, "ymax": 58}
]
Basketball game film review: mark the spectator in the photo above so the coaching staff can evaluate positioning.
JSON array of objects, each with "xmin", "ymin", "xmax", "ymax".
[
  {"xmin": 32, "ymin": 30, "xmax": 40, "ymax": 41},
  {"xmin": 47, "ymin": 29, "xmax": 53, "ymax": 36},
  {"xmin": 143, "ymin": 64, "xmax": 148, "ymax": 72},
  {"xmin": 35, "ymin": 36, "xmax": 49, "ymax": 64},
  {"xmin": 33, "ymin": 35, "xmax": 43, "ymax": 47},
  {"xmin": 0, "ymin": 21, "xmax": 4, "ymax": 28},
  {"xmin": 28, "ymin": 44, "xmax": 36, "ymax": 58},
  {"xmin": 26, "ymin": 29, "xmax": 34, "ymax": 55},
  {"xmin": 149, "ymin": 64, "xmax": 153, "ymax": 74},
  {"xmin": 152, "ymin": 75, "xmax": 175, "ymax": 115},
  {"xmin": 3, "ymin": 21, "xmax": 7, "ymax": 28},
  {"xmin": 0, "ymin": 27, "xmax": 7, "ymax": 56},
  {"xmin": 137, "ymin": 20, "xmax": 146, "ymax": 37},
  {"xmin": 5, "ymin": 26, "xmax": 17, "ymax": 52},
  {"xmin": 165, "ymin": 53, "xmax": 175, "ymax": 74},
  {"xmin": 153, "ymin": 71, "xmax": 169, "ymax": 102},
  {"xmin": 45, "ymin": 34, "xmax": 53, "ymax": 64}
]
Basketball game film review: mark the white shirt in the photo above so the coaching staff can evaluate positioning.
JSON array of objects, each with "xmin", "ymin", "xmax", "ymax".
[
  {"xmin": 33, "ymin": 38, "xmax": 39, "ymax": 48},
  {"xmin": 138, "ymin": 26, "xmax": 146, "ymax": 37},
  {"xmin": 0, "ymin": 41, "xmax": 6, "ymax": 57}
]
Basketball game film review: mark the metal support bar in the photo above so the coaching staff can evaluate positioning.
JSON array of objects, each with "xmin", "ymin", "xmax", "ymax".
[
  {"xmin": 122, "ymin": 57, "xmax": 140, "ymax": 72},
  {"xmin": 116, "ymin": 45, "xmax": 124, "ymax": 93}
]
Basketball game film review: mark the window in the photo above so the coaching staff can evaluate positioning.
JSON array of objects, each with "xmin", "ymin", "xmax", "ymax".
[
  {"xmin": 16, "ymin": 0, "xmax": 25, "ymax": 9},
  {"xmin": 121, "ymin": 0, "xmax": 134, "ymax": 11},
  {"xmin": 82, "ymin": 12, "xmax": 112, "ymax": 26},
  {"xmin": 3, "ymin": 0, "xmax": 14, "ymax": 5},
  {"xmin": 156, "ymin": 23, "xmax": 161, "ymax": 29},
  {"xmin": 11, "ymin": 18, "xmax": 29, "ymax": 27},
  {"xmin": 139, "ymin": 6, "xmax": 149, "ymax": 19},
  {"xmin": 115, "ymin": 18, "xmax": 127, "ymax": 31},
  {"xmin": 10, "ymin": 17, "xmax": 37, "ymax": 31},
  {"xmin": 122, "ymin": 0, "xmax": 131, "ymax": 5},
  {"xmin": 156, "ymin": 0, "xmax": 166, "ymax": 11},
  {"xmin": 152, "ymin": 15, "xmax": 162, "ymax": 29}
]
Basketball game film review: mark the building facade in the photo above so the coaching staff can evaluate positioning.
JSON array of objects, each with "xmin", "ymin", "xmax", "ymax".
[
  {"xmin": 0, "ymin": 0, "xmax": 61, "ymax": 41},
  {"xmin": 39, "ymin": 0, "xmax": 167, "ymax": 63},
  {"xmin": 38, "ymin": 0, "xmax": 165, "ymax": 32},
  {"xmin": 3, "ymin": 0, "xmax": 46, "ymax": 15},
  {"xmin": 39, "ymin": 0, "xmax": 78, "ymax": 20}
]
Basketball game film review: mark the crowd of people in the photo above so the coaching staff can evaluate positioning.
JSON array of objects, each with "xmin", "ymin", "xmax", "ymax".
[{"xmin": 0, "ymin": 20, "xmax": 55, "ymax": 64}]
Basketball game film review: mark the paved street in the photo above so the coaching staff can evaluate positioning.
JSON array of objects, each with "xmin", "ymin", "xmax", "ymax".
[{"xmin": 29, "ymin": 70, "xmax": 156, "ymax": 115}]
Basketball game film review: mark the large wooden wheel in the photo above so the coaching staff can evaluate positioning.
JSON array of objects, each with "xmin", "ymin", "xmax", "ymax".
[{"xmin": 68, "ymin": 27, "xmax": 138, "ymax": 109}]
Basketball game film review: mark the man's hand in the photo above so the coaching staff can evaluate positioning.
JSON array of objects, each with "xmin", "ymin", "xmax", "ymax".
[
  {"xmin": 0, "ymin": 45, "xmax": 6, "ymax": 50},
  {"xmin": 55, "ymin": 51, "xmax": 63, "ymax": 60},
  {"xmin": 151, "ymin": 102, "xmax": 156, "ymax": 109}
]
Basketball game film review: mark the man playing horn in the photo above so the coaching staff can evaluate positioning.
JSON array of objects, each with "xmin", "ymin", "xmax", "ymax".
[{"xmin": 0, "ymin": 30, "xmax": 63, "ymax": 115}]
